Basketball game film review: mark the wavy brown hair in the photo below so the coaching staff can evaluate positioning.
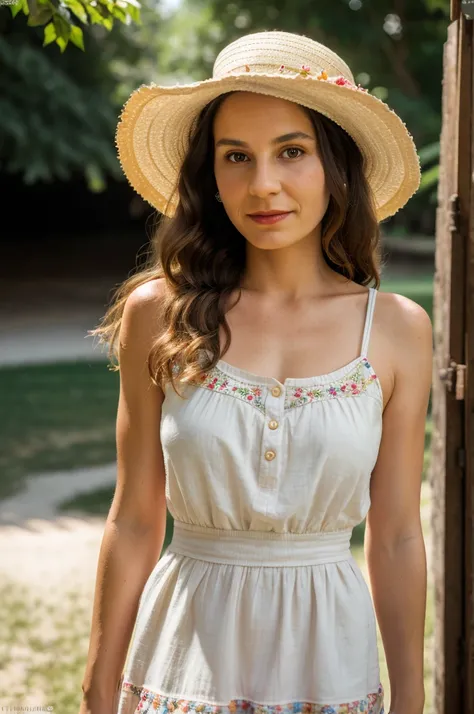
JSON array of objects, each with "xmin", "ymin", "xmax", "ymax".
[{"xmin": 89, "ymin": 91, "xmax": 383, "ymax": 398}]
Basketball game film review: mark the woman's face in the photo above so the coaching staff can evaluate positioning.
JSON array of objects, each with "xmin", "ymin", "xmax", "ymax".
[{"xmin": 213, "ymin": 92, "xmax": 331, "ymax": 251}]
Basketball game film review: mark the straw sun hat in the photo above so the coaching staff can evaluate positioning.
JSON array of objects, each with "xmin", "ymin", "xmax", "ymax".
[{"xmin": 116, "ymin": 30, "xmax": 421, "ymax": 222}]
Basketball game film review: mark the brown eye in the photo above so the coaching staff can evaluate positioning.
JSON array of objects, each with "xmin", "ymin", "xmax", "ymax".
[
  {"xmin": 227, "ymin": 152, "xmax": 248, "ymax": 163},
  {"xmin": 282, "ymin": 147, "xmax": 304, "ymax": 159}
]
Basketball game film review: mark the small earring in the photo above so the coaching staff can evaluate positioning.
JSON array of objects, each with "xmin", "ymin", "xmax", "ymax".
[{"xmin": 215, "ymin": 192, "xmax": 222, "ymax": 202}]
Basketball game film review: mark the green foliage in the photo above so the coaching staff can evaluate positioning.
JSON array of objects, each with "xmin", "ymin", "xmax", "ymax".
[
  {"xmin": 0, "ymin": 1, "xmax": 169, "ymax": 187},
  {"xmin": 9, "ymin": 0, "xmax": 141, "ymax": 52},
  {"xmin": 0, "ymin": 7, "xmax": 134, "ymax": 187}
]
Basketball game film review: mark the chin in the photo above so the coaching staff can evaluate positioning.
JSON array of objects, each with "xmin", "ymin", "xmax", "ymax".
[{"xmin": 246, "ymin": 232, "xmax": 301, "ymax": 250}]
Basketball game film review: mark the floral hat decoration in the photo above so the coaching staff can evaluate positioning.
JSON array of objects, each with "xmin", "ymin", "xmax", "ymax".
[{"xmin": 116, "ymin": 30, "xmax": 421, "ymax": 222}]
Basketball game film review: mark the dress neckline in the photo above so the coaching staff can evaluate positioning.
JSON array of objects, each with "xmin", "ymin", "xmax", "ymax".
[
  {"xmin": 214, "ymin": 287, "xmax": 377, "ymax": 388},
  {"xmin": 215, "ymin": 354, "xmax": 372, "ymax": 388}
]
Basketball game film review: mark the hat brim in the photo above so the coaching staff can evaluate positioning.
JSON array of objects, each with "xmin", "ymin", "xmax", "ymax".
[{"xmin": 116, "ymin": 72, "xmax": 421, "ymax": 222}]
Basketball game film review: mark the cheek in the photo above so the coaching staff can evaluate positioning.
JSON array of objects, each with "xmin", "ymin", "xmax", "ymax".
[
  {"xmin": 216, "ymin": 165, "xmax": 245, "ymax": 195},
  {"xmin": 291, "ymin": 161, "xmax": 326, "ymax": 189},
  {"xmin": 291, "ymin": 165, "xmax": 328, "ymax": 207}
]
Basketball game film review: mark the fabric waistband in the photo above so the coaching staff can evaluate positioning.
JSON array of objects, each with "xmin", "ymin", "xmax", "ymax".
[{"xmin": 167, "ymin": 521, "xmax": 353, "ymax": 567}]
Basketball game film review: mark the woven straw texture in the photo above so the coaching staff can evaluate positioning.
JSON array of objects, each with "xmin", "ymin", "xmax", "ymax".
[{"xmin": 116, "ymin": 30, "xmax": 421, "ymax": 222}]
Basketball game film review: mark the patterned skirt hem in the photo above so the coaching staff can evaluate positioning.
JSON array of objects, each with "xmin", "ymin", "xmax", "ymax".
[{"xmin": 121, "ymin": 680, "xmax": 385, "ymax": 714}]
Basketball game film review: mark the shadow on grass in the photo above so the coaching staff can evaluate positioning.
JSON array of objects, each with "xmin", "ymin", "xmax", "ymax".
[{"xmin": 0, "ymin": 361, "xmax": 119, "ymax": 500}]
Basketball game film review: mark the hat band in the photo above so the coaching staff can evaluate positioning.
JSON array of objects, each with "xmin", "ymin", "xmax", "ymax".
[{"xmin": 221, "ymin": 63, "xmax": 368, "ymax": 92}]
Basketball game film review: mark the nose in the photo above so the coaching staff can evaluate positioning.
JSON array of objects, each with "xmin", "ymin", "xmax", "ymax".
[{"xmin": 248, "ymin": 157, "xmax": 281, "ymax": 198}]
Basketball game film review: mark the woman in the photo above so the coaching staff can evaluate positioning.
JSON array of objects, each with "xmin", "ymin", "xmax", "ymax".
[{"xmin": 80, "ymin": 30, "xmax": 430, "ymax": 714}]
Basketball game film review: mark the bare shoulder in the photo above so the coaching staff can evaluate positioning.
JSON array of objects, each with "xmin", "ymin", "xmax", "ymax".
[
  {"xmin": 120, "ymin": 277, "xmax": 169, "ymax": 350},
  {"xmin": 376, "ymin": 290, "xmax": 432, "ymax": 352},
  {"xmin": 375, "ymin": 290, "xmax": 433, "ymax": 400},
  {"xmin": 122, "ymin": 276, "xmax": 168, "ymax": 317}
]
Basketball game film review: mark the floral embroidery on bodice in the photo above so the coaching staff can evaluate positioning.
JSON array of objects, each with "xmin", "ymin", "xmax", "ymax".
[{"xmin": 171, "ymin": 356, "xmax": 379, "ymax": 415}]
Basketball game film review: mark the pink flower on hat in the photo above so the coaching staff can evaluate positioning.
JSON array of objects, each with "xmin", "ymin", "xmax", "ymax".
[
  {"xmin": 329, "ymin": 75, "xmax": 369, "ymax": 92},
  {"xmin": 299, "ymin": 64, "xmax": 311, "ymax": 77}
]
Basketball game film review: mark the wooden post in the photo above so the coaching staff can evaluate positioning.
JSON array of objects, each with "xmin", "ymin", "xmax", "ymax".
[
  {"xmin": 431, "ymin": 11, "xmax": 466, "ymax": 712},
  {"xmin": 465, "ymin": 15, "xmax": 474, "ymax": 713}
]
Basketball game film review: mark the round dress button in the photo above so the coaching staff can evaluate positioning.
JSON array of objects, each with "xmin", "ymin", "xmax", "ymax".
[
  {"xmin": 268, "ymin": 420, "xmax": 279, "ymax": 430},
  {"xmin": 271, "ymin": 386, "xmax": 282, "ymax": 397},
  {"xmin": 264, "ymin": 449, "xmax": 276, "ymax": 461}
]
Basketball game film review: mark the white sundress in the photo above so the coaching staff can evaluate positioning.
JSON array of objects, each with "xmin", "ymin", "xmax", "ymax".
[{"xmin": 116, "ymin": 286, "xmax": 385, "ymax": 714}]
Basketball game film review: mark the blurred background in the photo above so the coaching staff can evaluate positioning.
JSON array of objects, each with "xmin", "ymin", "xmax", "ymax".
[{"xmin": 0, "ymin": 0, "xmax": 442, "ymax": 711}]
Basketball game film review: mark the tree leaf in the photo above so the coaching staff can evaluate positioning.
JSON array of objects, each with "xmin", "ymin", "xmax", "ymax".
[
  {"xmin": 69, "ymin": 24, "xmax": 84, "ymax": 50},
  {"xmin": 27, "ymin": 0, "xmax": 53, "ymax": 27},
  {"xmin": 110, "ymin": 5, "xmax": 126, "ymax": 21},
  {"xmin": 85, "ymin": 2, "xmax": 106, "ymax": 24},
  {"xmin": 62, "ymin": 0, "xmax": 88, "ymax": 23},
  {"xmin": 56, "ymin": 34, "xmax": 69, "ymax": 52},
  {"xmin": 53, "ymin": 12, "xmax": 71, "ymax": 40},
  {"xmin": 126, "ymin": 4, "xmax": 140, "ymax": 23},
  {"xmin": 10, "ymin": 2, "xmax": 25, "ymax": 19},
  {"xmin": 42, "ymin": 20, "xmax": 57, "ymax": 46}
]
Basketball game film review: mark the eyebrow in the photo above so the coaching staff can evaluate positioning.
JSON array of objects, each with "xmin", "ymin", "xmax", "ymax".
[{"xmin": 215, "ymin": 131, "xmax": 316, "ymax": 149}]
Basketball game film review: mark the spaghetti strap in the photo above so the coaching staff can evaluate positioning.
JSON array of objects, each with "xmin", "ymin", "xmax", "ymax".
[{"xmin": 360, "ymin": 287, "xmax": 377, "ymax": 357}]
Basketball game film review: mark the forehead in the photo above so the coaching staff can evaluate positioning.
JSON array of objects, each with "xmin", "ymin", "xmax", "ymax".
[{"xmin": 213, "ymin": 92, "xmax": 314, "ymax": 137}]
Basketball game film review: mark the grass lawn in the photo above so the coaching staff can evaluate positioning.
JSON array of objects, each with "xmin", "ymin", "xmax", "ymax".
[{"xmin": 0, "ymin": 362, "xmax": 119, "ymax": 500}]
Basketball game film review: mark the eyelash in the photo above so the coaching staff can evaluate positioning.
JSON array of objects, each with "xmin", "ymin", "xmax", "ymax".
[{"xmin": 225, "ymin": 147, "xmax": 306, "ymax": 163}]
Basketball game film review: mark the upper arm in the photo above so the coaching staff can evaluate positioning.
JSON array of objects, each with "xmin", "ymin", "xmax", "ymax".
[
  {"xmin": 366, "ymin": 293, "xmax": 433, "ymax": 550},
  {"xmin": 108, "ymin": 277, "xmax": 168, "ymax": 534}
]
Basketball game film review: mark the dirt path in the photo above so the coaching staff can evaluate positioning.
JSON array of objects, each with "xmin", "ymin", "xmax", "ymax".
[
  {"xmin": 0, "ymin": 463, "xmax": 116, "ymax": 601},
  {"xmin": 0, "ymin": 467, "xmax": 113, "ymax": 708}
]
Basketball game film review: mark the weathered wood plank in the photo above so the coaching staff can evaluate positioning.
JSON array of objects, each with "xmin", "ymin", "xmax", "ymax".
[
  {"xmin": 431, "ymin": 16, "xmax": 465, "ymax": 713},
  {"xmin": 465, "ymin": 15, "xmax": 474, "ymax": 713}
]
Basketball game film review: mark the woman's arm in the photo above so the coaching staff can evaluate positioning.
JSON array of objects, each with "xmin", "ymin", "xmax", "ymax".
[
  {"xmin": 365, "ymin": 293, "xmax": 433, "ymax": 714},
  {"xmin": 80, "ymin": 279, "xmax": 169, "ymax": 713}
]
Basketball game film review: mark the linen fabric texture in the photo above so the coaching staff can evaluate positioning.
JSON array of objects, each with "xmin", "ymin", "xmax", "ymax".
[{"xmin": 115, "ymin": 286, "xmax": 385, "ymax": 714}]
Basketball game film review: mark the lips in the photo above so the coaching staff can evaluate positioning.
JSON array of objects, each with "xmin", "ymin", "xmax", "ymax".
[
  {"xmin": 248, "ymin": 211, "xmax": 290, "ymax": 216},
  {"xmin": 248, "ymin": 211, "xmax": 292, "ymax": 225}
]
